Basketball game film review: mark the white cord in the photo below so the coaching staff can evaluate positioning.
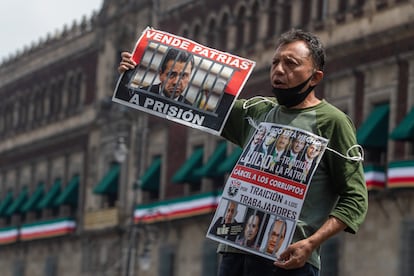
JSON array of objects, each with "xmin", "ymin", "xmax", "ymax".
[
  {"xmin": 242, "ymin": 96, "xmax": 276, "ymax": 110},
  {"xmin": 326, "ymin": 144, "xmax": 364, "ymax": 162}
]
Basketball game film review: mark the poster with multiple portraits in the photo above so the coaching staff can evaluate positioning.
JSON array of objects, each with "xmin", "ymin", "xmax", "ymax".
[
  {"xmin": 206, "ymin": 123, "xmax": 329, "ymax": 261},
  {"xmin": 112, "ymin": 27, "xmax": 256, "ymax": 136}
]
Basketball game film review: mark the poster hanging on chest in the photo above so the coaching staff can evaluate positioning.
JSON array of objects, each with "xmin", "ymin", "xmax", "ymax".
[{"xmin": 207, "ymin": 122, "xmax": 328, "ymax": 260}]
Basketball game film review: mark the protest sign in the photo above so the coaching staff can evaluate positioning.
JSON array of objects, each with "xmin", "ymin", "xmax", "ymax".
[
  {"xmin": 112, "ymin": 27, "xmax": 256, "ymax": 136},
  {"xmin": 206, "ymin": 123, "xmax": 329, "ymax": 260}
]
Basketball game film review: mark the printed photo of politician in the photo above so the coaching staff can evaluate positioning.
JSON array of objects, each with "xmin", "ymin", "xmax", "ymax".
[
  {"xmin": 208, "ymin": 199, "xmax": 246, "ymax": 242},
  {"xmin": 114, "ymin": 42, "xmax": 236, "ymax": 114},
  {"xmin": 260, "ymin": 216, "xmax": 289, "ymax": 257},
  {"xmin": 115, "ymin": 47, "xmax": 193, "ymax": 104},
  {"xmin": 235, "ymin": 208, "xmax": 269, "ymax": 250}
]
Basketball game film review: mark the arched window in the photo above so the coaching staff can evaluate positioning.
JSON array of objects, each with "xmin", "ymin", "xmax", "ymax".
[
  {"xmin": 316, "ymin": 0, "xmax": 328, "ymax": 22},
  {"xmin": 267, "ymin": 0, "xmax": 278, "ymax": 38},
  {"xmin": 19, "ymin": 95, "xmax": 28, "ymax": 128},
  {"xmin": 338, "ymin": 0, "xmax": 348, "ymax": 11},
  {"xmin": 33, "ymin": 87, "xmax": 40, "ymax": 121},
  {"xmin": 67, "ymin": 75, "xmax": 75, "ymax": 109},
  {"xmin": 336, "ymin": 0, "xmax": 348, "ymax": 22},
  {"xmin": 352, "ymin": 0, "xmax": 365, "ymax": 17},
  {"xmin": 236, "ymin": 6, "xmax": 246, "ymax": 49},
  {"xmin": 5, "ymin": 101, "xmax": 14, "ymax": 131},
  {"xmin": 73, "ymin": 72, "xmax": 82, "ymax": 107},
  {"xmin": 49, "ymin": 79, "xmax": 63, "ymax": 116},
  {"xmin": 206, "ymin": 18, "xmax": 217, "ymax": 47},
  {"xmin": 193, "ymin": 23, "xmax": 201, "ymax": 43},
  {"xmin": 34, "ymin": 87, "xmax": 44, "ymax": 121},
  {"xmin": 219, "ymin": 13, "xmax": 229, "ymax": 50},
  {"xmin": 49, "ymin": 82, "xmax": 57, "ymax": 115},
  {"xmin": 0, "ymin": 106, "xmax": 4, "ymax": 134},
  {"xmin": 67, "ymin": 72, "xmax": 83, "ymax": 110},
  {"xmin": 12, "ymin": 100, "xmax": 19, "ymax": 129},
  {"xmin": 300, "ymin": 0, "xmax": 312, "ymax": 27},
  {"xmin": 281, "ymin": 1, "xmax": 292, "ymax": 32},
  {"xmin": 40, "ymin": 87, "xmax": 46, "ymax": 121},
  {"xmin": 181, "ymin": 27, "xmax": 189, "ymax": 38},
  {"xmin": 25, "ymin": 92, "xmax": 35, "ymax": 125},
  {"xmin": 56, "ymin": 78, "xmax": 64, "ymax": 113},
  {"xmin": 249, "ymin": 1, "xmax": 259, "ymax": 44}
]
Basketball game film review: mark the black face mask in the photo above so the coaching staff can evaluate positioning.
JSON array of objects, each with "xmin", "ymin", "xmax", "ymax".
[{"xmin": 272, "ymin": 75, "xmax": 315, "ymax": 108}]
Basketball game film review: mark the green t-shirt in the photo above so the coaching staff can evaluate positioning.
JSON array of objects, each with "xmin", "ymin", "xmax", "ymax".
[{"xmin": 219, "ymin": 97, "xmax": 368, "ymax": 269}]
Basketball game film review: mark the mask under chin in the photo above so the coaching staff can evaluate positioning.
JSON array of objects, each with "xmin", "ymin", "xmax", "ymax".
[
  {"xmin": 272, "ymin": 85, "xmax": 314, "ymax": 107},
  {"xmin": 272, "ymin": 75, "xmax": 314, "ymax": 107}
]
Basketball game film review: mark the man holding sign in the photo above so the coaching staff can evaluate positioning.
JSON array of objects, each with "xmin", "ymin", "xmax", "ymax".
[
  {"xmin": 218, "ymin": 29, "xmax": 367, "ymax": 275},
  {"xmin": 118, "ymin": 29, "xmax": 368, "ymax": 276}
]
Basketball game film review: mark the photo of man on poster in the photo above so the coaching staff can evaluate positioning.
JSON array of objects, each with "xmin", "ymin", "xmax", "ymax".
[
  {"xmin": 264, "ymin": 217, "xmax": 287, "ymax": 256},
  {"xmin": 235, "ymin": 209, "xmax": 267, "ymax": 250},
  {"xmin": 239, "ymin": 125, "xmax": 267, "ymax": 167},
  {"xmin": 301, "ymin": 141, "xmax": 323, "ymax": 183},
  {"xmin": 285, "ymin": 136, "xmax": 306, "ymax": 164},
  {"xmin": 209, "ymin": 200, "xmax": 243, "ymax": 242},
  {"xmin": 115, "ymin": 48, "xmax": 194, "ymax": 104},
  {"xmin": 271, "ymin": 130, "xmax": 291, "ymax": 165},
  {"xmin": 260, "ymin": 128, "xmax": 278, "ymax": 155}
]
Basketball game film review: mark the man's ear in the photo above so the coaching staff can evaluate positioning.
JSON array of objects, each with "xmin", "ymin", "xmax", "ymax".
[{"xmin": 310, "ymin": 70, "xmax": 324, "ymax": 86}]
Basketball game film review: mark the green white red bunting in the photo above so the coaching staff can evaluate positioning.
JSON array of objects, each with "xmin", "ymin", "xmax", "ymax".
[
  {"xmin": 134, "ymin": 192, "xmax": 220, "ymax": 223},
  {"xmin": 364, "ymin": 165, "xmax": 386, "ymax": 190},
  {"xmin": 388, "ymin": 161, "xmax": 414, "ymax": 188},
  {"xmin": 0, "ymin": 227, "xmax": 18, "ymax": 244},
  {"xmin": 20, "ymin": 218, "xmax": 76, "ymax": 241}
]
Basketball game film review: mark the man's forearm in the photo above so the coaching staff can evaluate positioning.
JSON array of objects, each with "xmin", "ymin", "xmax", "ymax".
[{"xmin": 308, "ymin": 216, "xmax": 347, "ymax": 249}]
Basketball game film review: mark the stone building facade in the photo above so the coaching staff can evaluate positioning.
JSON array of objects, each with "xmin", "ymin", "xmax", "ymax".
[{"xmin": 0, "ymin": 0, "xmax": 414, "ymax": 275}]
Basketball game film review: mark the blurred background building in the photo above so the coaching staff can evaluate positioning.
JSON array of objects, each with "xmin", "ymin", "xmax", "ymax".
[{"xmin": 0, "ymin": 0, "xmax": 413, "ymax": 275}]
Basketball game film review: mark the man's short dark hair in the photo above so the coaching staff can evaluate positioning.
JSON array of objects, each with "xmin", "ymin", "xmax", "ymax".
[
  {"xmin": 277, "ymin": 29, "xmax": 326, "ymax": 71},
  {"xmin": 161, "ymin": 48, "xmax": 194, "ymax": 73}
]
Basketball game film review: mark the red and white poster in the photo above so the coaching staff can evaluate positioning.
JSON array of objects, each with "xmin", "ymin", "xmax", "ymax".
[
  {"xmin": 113, "ymin": 27, "xmax": 256, "ymax": 136},
  {"xmin": 207, "ymin": 123, "xmax": 329, "ymax": 261}
]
